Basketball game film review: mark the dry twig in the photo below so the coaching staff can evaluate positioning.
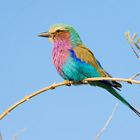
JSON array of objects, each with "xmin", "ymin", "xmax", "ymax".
[
  {"xmin": 129, "ymin": 72, "xmax": 140, "ymax": 80},
  {"xmin": 12, "ymin": 128, "xmax": 26, "ymax": 140},
  {"xmin": 0, "ymin": 77, "xmax": 140, "ymax": 120},
  {"xmin": 125, "ymin": 32, "xmax": 140, "ymax": 60},
  {"xmin": 94, "ymin": 103, "xmax": 119, "ymax": 140},
  {"xmin": 0, "ymin": 132, "xmax": 3, "ymax": 140}
]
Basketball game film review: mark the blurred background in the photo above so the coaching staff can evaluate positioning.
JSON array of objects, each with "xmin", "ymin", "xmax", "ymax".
[{"xmin": 0, "ymin": 0, "xmax": 140, "ymax": 139}]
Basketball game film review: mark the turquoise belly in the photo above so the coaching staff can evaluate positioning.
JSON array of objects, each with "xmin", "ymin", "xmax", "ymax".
[{"xmin": 62, "ymin": 56, "xmax": 100, "ymax": 81}]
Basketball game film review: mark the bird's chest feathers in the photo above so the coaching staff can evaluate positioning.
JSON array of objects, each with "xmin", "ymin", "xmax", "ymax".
[{"xmin": 52, "ymin": 42, "xmax": 72, "ymax": 73}]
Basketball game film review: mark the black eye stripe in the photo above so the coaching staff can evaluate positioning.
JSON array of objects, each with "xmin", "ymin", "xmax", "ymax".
[{"xmin": 56, "ymin": 29, "xmax": 62, "ymax": 32}]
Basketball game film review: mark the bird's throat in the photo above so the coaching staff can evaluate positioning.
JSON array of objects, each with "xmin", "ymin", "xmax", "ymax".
[{"xmin": 52, "ymin": 40, "xmax": 72, "ymax": 77}]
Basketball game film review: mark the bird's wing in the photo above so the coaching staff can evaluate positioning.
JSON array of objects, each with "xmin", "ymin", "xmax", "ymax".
[
  {"xmin": 72, "ymin": 45, "xmax": 108, "ymax": 77},
  {"xmin": 72, "ymin": 45, "xmax": 122, "ymax": 89}
]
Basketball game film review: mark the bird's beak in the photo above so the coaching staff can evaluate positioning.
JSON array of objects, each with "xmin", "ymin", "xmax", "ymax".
[{"xmin": 38, "ymin": 32, "xmax": 51, "ymax": 38}]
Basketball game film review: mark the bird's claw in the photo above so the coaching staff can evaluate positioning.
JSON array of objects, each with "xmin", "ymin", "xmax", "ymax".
[{"xmin": 64, "ymin": 80, "xmax": 72, "ymax": 86}]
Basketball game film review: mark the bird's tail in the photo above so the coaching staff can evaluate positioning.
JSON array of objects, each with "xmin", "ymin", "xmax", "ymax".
[
  {"xmin": 92, "ymin": 82, "xmax": 140, "ymax": 117},
  {"xmin": 106, "ymin": 86, "xmax": 140, "ymax": 117}
]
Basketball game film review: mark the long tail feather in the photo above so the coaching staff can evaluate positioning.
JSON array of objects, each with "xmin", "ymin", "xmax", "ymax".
[
  {"xmin": 106, "ymin": 85, "xmax": 140, "ymax": 117},
  {"xmin": 91, "ymin": 82, "xmax": 140, "ymax": 117}
]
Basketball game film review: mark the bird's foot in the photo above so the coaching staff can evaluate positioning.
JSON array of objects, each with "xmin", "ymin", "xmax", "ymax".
[
  {"xmin": 82, "ymin": 80, "xmax": 88, "ymax": 84},
  {"xmin": 64, "ymin": 80, "xmax": 72, "ymax": 86}
]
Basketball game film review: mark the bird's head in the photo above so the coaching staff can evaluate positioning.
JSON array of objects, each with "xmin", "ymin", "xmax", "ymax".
[{"xmin": 38, "ymin": 24, "xmax": 82, "ymax": 46}]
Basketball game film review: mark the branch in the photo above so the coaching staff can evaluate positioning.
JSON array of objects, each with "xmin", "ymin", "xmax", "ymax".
[
  {"xmin": 0, "ymin": 77, "xmax": 140, "ymax": 120},
  {"xmin": 94, "ymin": 103, "xmax": 119, "ymax": 140},
  {"xmin": 125, "ymin": 32, "xmax": 140, "ymax": 60}
]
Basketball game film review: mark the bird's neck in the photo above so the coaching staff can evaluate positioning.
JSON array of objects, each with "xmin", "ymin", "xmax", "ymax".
[
  {"xmin": 53, "ymin": 39, "xmax": 72, "ymax": 50},
  {"xmin": 70, "ymin": 31, "xmax": 82, "ymax": 47},
  {"xmin": 53, "ymin": 31, "xmax": 82, "ymax": 48}
]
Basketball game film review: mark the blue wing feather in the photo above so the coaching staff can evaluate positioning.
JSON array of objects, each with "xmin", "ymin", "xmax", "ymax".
[{"xmin": 62, "ymin": 49, "xmax": 101, "ymax": 81}]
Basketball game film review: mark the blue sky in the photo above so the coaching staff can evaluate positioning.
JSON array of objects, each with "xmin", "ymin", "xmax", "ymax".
[{"xmin": 0, "ymin": 0, "xmax": 140, "ymax": 139}]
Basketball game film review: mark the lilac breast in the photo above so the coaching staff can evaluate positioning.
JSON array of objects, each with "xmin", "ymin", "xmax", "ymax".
[{"xmin": 52, "ymin": 42, "xmax": 71, "ymax": 77}]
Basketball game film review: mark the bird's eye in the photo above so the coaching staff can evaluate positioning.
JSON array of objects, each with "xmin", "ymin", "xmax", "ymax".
[{"xmin": 56, "ymin": 29, "xmax": 62, "ymax": 33}]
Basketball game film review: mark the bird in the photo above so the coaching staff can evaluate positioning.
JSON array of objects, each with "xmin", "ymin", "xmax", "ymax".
[{"xmin": 38, "ymin": 24, "xmax": 140, "ymax": 117}]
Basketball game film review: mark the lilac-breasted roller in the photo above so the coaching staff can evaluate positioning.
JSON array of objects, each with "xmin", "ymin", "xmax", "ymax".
[{"xmin": 38, "ymin": 24, "xmax": 140, "ymax": 117}]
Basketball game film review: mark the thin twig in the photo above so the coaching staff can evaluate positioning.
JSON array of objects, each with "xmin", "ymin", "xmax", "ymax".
[
  {"xmin": 125, "ymin": 32, "xmax": 140, "ymax": 59},
  {"xmin": 129, "ymin": 72, "xmax": 140, "ymax": 80},
  {"xmin": 0, "ymin": 132, "xmax": 3, "ymax": 140},
  {"xmin": 94, "ymin": 103, "xmax": 119, "ymax": 140},
  {"xmin": 134, "ymin": 42, "xmax": 140, "ymax": 50},
  {"xmin": 0, "ymin": 77, "xmax": 140, "ymax": 120},
  {"xmin": 12, "ymin": 128, "xmax": 26, "ymax": 140}
]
